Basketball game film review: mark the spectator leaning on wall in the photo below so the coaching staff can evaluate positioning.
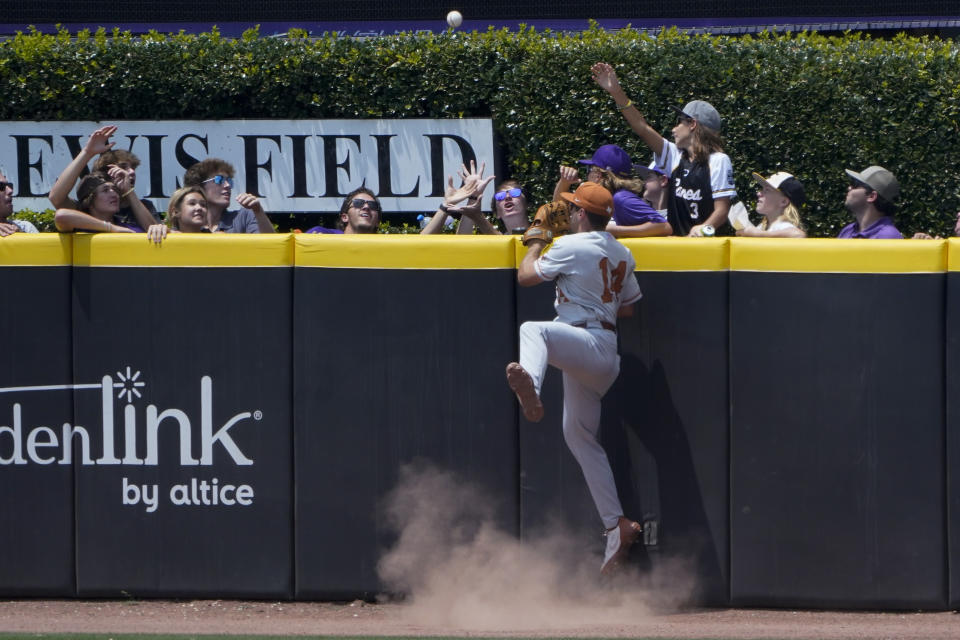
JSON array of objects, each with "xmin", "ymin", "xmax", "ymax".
[
  {"xmin": 54, "ymin": 172, "xmax": 135, "ymax": 233},
  {"xmin": 146, "ymin": 186, "xmax": 214, "ymax": 244},
  {"xmin": 470, "ymin": 179, "xmax": 531, "ymax": 235},
  {"xmin": 303, "ymin": 188, "xmax": 380, "ymax": 234},
  {"xmin": 735, "ymin": 171, "xmax": 807, "ymax": 239},
  {"xmin": 0, "ymin": 171, "xmax": 37, "ymax": 236},
  {"xmin": 591, "ymin": 62, "xmax": 737, "ymax": 237},
  {"xmin": 182, "ymin": 159, "xmax": 274, "ymax": 233},
  {"xmin": 48, "ymin": 125, "xmax": 159, "ymax": 232},
  {"xmin": 554, "ymin": 144, "xmax": 671, "ymax": 239},
  {"xmin": 838, "ymin": 166, "xmax": 902, "ymax": 239}
]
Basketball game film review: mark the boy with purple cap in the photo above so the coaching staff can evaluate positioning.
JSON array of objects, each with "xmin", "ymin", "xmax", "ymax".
[
  {"xmin": 838, "ymin": 165, "xmax": 902, "ymax": 239},
  {"xmin": 553, "ymin": 144, "xmax": 671, "ymax": 238},
  {"xmin": 591, "ymin": 63, "xmax": 736, "ymax": 237}
]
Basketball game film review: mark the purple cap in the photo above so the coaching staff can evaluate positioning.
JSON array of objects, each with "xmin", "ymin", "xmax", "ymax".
[
  {"xmin": 578, "ymin": 144, "xmax": 633, "ymax": 177},
  {"xmin": 634, "ymin": 162, "xmax": 669, "ymax": 179}
]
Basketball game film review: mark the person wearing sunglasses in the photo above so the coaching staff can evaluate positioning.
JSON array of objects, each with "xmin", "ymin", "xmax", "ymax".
[
  {"xmin": 48, "ymin": 125, "xmax": 159, "ymax": 233},
  {"xmin": 453, "ymin": 180, "xmax": 529, "ymax": 235},
  {"xmin": 592, "ymin": 62, "xmax": 736, "ymax": 237},
  {"xmin": 304, "ymin": 187, "xmax": 383, "ymax": 234},
  {"xmin": 554, "ymin": 144, "xmax": 671, "ymax": 238},
  {"xmin": 182, "ymin": 158, "xmax": 274, "ymax": 233},
  {"xmin": 0, "ymin": 172, "xmax": 37, "ymax": 236},
  {"xmin": 339, "ymin": 188, "xmax": 382, "ymax": 234},
  {"xmin": 838, "ymin": 166, "xmax": 902, "ymax": 239}
]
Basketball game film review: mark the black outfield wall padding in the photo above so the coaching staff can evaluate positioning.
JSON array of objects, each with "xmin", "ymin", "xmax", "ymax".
[
  {"xmin": 946, "ymin": 249, "xmax": 960, "ymax": 608},
  {"xmin": 729, "ymin": 239, "xmax": 947, "ymax": 609},
  {"xmin": 70, "ymin": 235, "xmax": 294, "ymax": 598},
  {"xmin": 515, "ymin": 282, "xmax": 598, "ymax": 547},
  {"xmin": 4, "ymin": 234, "xmax": 960, "ymax": 608},
  {"xmin": 0, "ymin": 236, "xmax": 75, "ymax": 596},
  {"xmin": 620, "ymin": 240, "xmax": 730, "ymax": 606},
  {"xmin": 293, "ymin": 236, "xmax": 520, "ymax": 599},
  {"xmin": 516, "ymin": 239, "xmax": 730, "ymax": 605}
]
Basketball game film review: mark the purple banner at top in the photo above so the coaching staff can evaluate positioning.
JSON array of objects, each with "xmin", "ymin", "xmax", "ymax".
[{"xmin": 1, "ymin": 16, "xmax": 958, "ymax": 38}]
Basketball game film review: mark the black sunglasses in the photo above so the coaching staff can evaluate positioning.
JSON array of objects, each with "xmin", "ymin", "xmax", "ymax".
[
  {"xmin": 351, "ymin": 198, "xmax": 381, "ymax": 212},
  {"xmin": 0, "ymin": 181, "xmax": 13, "ymax": 191}
]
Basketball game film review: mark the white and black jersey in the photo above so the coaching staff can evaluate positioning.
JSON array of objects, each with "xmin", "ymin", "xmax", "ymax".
[{"xmin": 655, "ymin": 140, "xmax": 736, "ymax": 236}]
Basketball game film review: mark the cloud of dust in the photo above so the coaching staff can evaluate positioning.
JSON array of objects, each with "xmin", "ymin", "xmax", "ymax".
[{"xmin": 377, "ymin": 463, "xmax": 698, "ymax": 633}]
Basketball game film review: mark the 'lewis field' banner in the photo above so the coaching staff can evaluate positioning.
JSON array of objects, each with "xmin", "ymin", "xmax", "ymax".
[{"xmin": 0, "ymin": 119, "xmax": 495, "ymax": 215}]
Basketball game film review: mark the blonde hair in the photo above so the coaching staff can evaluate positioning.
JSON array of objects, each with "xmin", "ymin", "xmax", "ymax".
[
  {"xmin": 592, "ymin": 168, "xmax": 645, "ymax": 198},
  {"xmin": 686, "ymin": 124, "xmax": 724, "ymax": 164},
  {"xmin": 166, "ymin": 186, "xmax": 207, "ymax": 230},
  {"xmin": 759, "ymin": 202, "xmax": 805, "ymax": 232}
]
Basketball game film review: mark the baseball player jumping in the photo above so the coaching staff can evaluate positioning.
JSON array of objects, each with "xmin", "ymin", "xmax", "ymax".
[{"xmin": 506, "ymin": 181, "xmax": 644, "ymax": 575}]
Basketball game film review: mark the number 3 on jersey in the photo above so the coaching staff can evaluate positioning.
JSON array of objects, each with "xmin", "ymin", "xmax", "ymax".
[{"xmin": 599, "ymin": 257, "xmax": 627, "ymax": 303}]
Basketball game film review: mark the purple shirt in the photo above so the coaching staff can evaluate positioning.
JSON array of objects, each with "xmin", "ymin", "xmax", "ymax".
[
  {"xmin": 837, "ymin": 216, "xmax": 903, "ymax": 239},
  {"xmin": 612, "ymin": 189, "xmax": 667, "ymax": 226},
  {"xmin": 305, "ymin": 226, "xmax": 344, "ymax": 234}
]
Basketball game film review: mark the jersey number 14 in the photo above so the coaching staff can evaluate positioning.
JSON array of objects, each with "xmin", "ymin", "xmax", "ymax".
[{"xmin": 599, "ymin": 258, "xmax": 627, "ymax": 303}]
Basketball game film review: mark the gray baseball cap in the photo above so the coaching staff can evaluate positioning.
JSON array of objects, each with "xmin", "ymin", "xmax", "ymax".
[
  {"xmin": 845, "ymin": 165, "xmax": 900, "ymax": 202},
  {"xmin": 671, "ymin": 100, "xmax": 722, "ymax": 133}
]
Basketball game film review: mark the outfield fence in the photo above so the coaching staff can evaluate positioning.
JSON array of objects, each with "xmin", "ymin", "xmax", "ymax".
[{"xmin": 0, "ymin": 234, "xmax": 956, "ymax": 609}]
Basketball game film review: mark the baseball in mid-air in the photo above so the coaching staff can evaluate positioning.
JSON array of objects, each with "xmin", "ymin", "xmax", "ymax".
[{"xmin": 446, "ymin": 10, "xmax": 463, "ymax": 28}]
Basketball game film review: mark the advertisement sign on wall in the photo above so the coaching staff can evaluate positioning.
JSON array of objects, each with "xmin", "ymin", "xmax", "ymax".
[{"xmin": 1, "ymin": 119, "xmax": 495, "ymax": 215}]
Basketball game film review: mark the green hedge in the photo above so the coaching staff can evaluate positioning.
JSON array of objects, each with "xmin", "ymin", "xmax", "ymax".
[{"xmin": 3, "ymin": 25, "xmax": 960, "ymax": 237}]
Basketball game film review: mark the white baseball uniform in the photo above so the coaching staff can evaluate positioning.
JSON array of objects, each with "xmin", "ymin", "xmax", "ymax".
[{"xmin": 518, "ymin": 230, "xmax": 642, "ymax": 529}]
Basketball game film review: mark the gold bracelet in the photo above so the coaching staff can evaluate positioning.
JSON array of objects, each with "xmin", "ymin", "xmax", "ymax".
[
  {"xmin": 122, "ymin": 188, "xmax": 135, "ymax": 198},
  {"xmin": 616, "ymin": 99, "xmax": 633, "ymax": 111}
]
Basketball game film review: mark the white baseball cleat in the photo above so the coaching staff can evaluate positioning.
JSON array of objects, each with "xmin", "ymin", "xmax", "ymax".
[
  {"xmin": 505, "ymin": 362, "xmax": 544, "ymax": 422},
  {"xmin": 600, "ymin": 516, "xmax": 643, "ymax": 576}
]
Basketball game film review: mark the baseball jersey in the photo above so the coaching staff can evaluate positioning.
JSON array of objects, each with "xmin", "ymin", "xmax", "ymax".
[
  {"xmin": 533, "ymin": 231, "xmax": 643, "ymax": 326},
  {"xmin": 655, "ymin": 140, "xmax": 736, "ymax": 236}
]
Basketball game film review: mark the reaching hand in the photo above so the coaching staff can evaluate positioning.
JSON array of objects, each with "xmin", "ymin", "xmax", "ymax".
[
  {"xmin": 84, "ymin": 125, "xmax": 117, "ymax": 158},
  {"xmin": 591, "ymin": 62, "xmax": 621, "ymax": 94},
  {"xmin": 0, "ymin": 222, "xmax": 19, "ymax": 237},
  {"xmin": 445, "ymin": 160, "xmax": 494, "ymax": 208}
]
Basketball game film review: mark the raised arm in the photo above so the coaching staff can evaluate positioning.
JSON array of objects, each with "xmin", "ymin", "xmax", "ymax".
[
  {"xmin": 49, "ymin": 125, "xmax": 117, "ymax": 210},
  {"xmin": 591, "ymin": 63, "xmax": 665, "ymax": 156},
  {"xmin": 422, "ymin": 161, "xmax": 495, "ymax": 235}
]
